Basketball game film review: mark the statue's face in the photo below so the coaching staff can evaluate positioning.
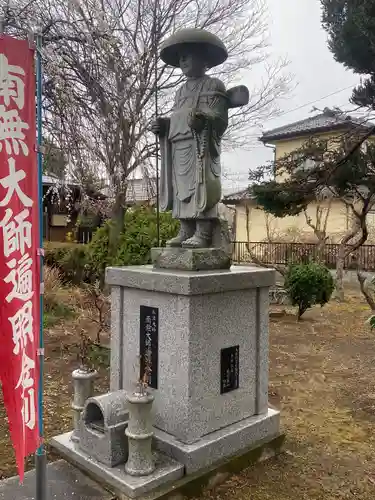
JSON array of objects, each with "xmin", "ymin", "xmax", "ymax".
[{"xmin": 179, "ymin": 46, "xmax": 206, "ymax": 77}]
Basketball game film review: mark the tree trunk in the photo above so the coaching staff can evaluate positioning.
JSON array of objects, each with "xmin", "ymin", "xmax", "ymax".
[
  {"xmin": 298, "ymin": 304, "xmax": 306, "ymax": 320},
  {"xmin": 357, "ymin": 269, "xmax": 375, "ymax": 311},
  {"xmin": 245, "ymin": 204, "xmax": 286, "ymax": 277},
  {"xmin": 335, "ymin": 249, "xmax": 345, "ymax": 302},
  {"xmin": 316, "ymin": 238, "xmax": 326, "ymax": 264},
  {"xmin": 108, "ymin": 189, "xmax": 126, "ymax": 261},
  {"xmin": 303, "ymin": 205, "xmax": 330, "ymax": 264},
  {"xmin": 335, "ymin": 220, "xmax": 366, "ymax": 302}
]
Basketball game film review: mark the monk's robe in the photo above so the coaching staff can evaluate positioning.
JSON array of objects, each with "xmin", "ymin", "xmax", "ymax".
[{"xmin": 159, "ymin": 75, "xmax": 228, "ymax": 220}]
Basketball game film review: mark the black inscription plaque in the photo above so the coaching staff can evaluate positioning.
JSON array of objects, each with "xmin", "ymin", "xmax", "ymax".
[
  {"xmin": 139, "ymin": 306, "xmax": 159, "ymax": 389},
  {"xmin": 220, "ymin": 345, "xmax": 239, "ymax": 394}
]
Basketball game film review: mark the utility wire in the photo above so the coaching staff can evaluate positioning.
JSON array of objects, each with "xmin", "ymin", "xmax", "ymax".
[{"xmin": 262, "ymin": 85, "xmax": 355, "ymax": 125}]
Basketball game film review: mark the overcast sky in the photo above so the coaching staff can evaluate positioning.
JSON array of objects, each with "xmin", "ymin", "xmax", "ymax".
[{"xmin": 222, "ymin": 0, "xmax": 362, "ymax": 194}]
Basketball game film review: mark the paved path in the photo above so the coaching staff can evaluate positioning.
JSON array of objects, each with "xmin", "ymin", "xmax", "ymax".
[{"xmin": 0, "ymin": 460, "xmax": 114, "ymax": 500}]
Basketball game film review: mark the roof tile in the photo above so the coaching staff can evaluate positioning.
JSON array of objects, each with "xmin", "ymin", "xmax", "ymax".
[{"xmin": 261, "ymin": 110, "xmax": 374, "ymax": 142}]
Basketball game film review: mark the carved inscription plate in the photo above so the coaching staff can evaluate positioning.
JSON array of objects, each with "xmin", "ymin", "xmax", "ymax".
[
  {"xmin": 139, "ymin": 306, "xmax": 159, "ymax": 389},
  {"xmin": 220, "ymin": 345, "xmax": 239, "ymax": 394}
]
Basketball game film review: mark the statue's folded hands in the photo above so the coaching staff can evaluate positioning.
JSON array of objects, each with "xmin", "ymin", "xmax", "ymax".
[{"xmin": 187, "ymin": 109, "xmax": 207, "ymax": 133}]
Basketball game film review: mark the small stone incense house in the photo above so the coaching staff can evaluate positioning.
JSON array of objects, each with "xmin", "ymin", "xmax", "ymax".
[{"xmin": 223, "ymin": 109, "xmax": 375, "ymax": 243}]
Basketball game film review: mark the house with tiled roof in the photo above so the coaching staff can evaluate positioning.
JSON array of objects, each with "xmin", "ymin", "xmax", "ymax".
[
  {"xmin": 260, "ymin": 108, "xmax": 371, "ymax": 143},
  {"xmin": 222, "ymin": 108, "xmax": 375, "ymax": 243}
]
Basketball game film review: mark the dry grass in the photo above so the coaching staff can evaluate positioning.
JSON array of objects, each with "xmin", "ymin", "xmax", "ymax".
[
  {"xmin": 42, "ymin": 266, "xmax": 78, "ymax": 329},
  {"xmin": 197, "ymin": 294, "xmax": 375, "ymax": 500},
  {"xmin": 1, "ymin": 291, "xmax": 375, "ymax": 499},
  {"xmin": 0, "ymin": 273, "xmax": 109, "ymax": 479},
  {"xmin": 0, "ymin": 308, "xmax": 110, "ymax": 479},
  {"xmin": 44, "ymin": 265, "xmax": 86, "ymax": 311},
  {"xmin": 44, "ymin": 266, "xmax": 65, "ymax": 310}
]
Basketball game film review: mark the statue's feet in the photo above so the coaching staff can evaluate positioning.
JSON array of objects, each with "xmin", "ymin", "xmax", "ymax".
[
  {"xmin": 167, "ymin": 234, "xmax": 189, "ymax": 247},
  {"xmin": 166, "ymin": 222, "xmax": 195, "ymax": 247},
  {"xmin": 182, "ymin": 220, "xmax": 213, "ymax": 248},
  {"xmin": 182, "ymin": 234, "xmax": 210, "ymax": 249}
]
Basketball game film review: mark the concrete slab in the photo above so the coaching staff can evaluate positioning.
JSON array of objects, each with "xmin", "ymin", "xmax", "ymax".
[
  {"xmin": 51, "ymin": 432, "xmax": 184, "ymax": 499},
  {"xmin": 105, "ymin": 265, "xmax": 275, "ymax": 296},
  {"xmin": 0, "ymin": 460, "xmax": 114, "ymax": 500},
  {"xmin": 50, "ymin": 433, "xmax": 285, "ymax": 500}
]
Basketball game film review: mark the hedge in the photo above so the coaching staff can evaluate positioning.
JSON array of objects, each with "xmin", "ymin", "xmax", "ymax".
[{"xmin": 44, "ymin": 206, "xmax": 179, "ymax": 285}]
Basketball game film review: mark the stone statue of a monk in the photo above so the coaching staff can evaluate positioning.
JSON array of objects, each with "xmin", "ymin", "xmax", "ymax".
[{"xmin": 152, "ymin": 28, "xmax": 248, "ymax": 248}]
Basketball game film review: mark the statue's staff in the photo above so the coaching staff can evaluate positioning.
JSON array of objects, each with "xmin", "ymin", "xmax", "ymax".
[{"xmin": 153, "ymin": 0, "xmax": 160, "ymax": 246}]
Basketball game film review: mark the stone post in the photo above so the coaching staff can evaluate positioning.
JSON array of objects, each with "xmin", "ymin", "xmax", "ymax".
[
  {"xmin": 125, "ymin": 392, "xmax": 155, "ymax": 476},
  {"xmin": 71, "ymin": 368, "xmax": 98, "ymax": 443}
]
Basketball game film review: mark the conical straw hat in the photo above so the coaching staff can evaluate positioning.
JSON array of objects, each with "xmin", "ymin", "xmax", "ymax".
[{"xmin": 160, "ymin": 28, "xmax": 228, "ymax": 68}]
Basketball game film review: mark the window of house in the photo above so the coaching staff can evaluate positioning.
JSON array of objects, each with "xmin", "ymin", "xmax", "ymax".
[
  {"xmin": 291, "ymin": 139, "xmax": 327, "ymax": 173},
  {"xmin": 291, "ymin": 152, "xmax": 317, "ymax": 172}
]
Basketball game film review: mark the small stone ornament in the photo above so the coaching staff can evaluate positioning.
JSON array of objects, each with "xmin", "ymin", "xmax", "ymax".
[
  {"xmin": 71, "ymin": 367, "xmax": 98, "ymax": 443},
  {"xmin": 78, "ymin": 390, "xmax": 129, "ymax": 467},
  {"xmin": 125, "ymin": 389, "xmax": 155, "ymax": 477}
]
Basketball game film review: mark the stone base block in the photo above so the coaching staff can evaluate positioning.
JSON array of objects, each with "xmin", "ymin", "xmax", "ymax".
[
  {"xmin": 50, "ymin": 432, "xmax": 184, "ymax": 499},
  {"xmin": 151, "ymin": 247, "xmax": 231, "ymax": 271},
  {"xmin": 50, "ymin": 412, "xmax": 283, "ymax": 500},
  {"xmin": 154, "ymin": 408, "xmax": 280, "ymax": 474}
]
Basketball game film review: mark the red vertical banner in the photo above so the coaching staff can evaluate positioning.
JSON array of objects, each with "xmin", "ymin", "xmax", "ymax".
[{"xmin": 0, "ymin": 35, "xmax": 40, "ymax": 481}]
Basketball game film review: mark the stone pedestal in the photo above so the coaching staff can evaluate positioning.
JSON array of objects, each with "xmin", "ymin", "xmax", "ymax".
[
  {"xmin": 106, "ymin": 263, "xmax": 279, "ymax": 472},
  {"xmin": 151, "ymin": 247, "xmax": 231, "ymax": 271},
  {"xmin": 50, "ymin": 263, "xmax": 281, "ymax": 498}
]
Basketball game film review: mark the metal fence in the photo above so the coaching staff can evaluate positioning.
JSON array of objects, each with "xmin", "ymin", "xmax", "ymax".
[
  {"xmin": 77, "ymin": 227, "xmax": 95, "ymax": 244},
  {"xmin": 232, "ymin": 241, "xmax": 375, "ymax": 271}
]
